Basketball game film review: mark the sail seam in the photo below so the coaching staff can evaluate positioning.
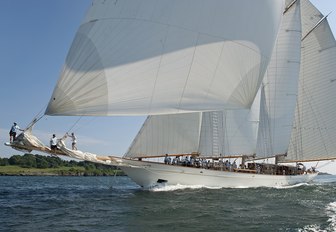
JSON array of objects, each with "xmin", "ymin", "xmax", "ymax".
[
  {"xmin": 147, "ymin": 25, "xmax": 170, "ymax": 114},
  {"xmin": 83, "ymin": 17, "xmax": 269, "ymax": 58},
  {"xmin": 177, "ymin": 34, "xmax": 199, "ymax": 111}
]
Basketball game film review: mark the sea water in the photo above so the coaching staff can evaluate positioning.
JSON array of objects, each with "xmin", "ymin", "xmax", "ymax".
[{"xmin": 0, "ymin": 175, "xmax": 335, "ymax": 232}]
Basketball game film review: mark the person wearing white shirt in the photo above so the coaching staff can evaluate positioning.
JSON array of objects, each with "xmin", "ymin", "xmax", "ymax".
[
  {"xmin": 9, "ymin": 122, "xmax": 23, "ymax": 142},
  {"xmin": 50, "ymin": 134, "xmax": 58, "ymax": 150},
  {"xmin": 67, "ymin": 132, "xmax": 77, "ymax": 150}
]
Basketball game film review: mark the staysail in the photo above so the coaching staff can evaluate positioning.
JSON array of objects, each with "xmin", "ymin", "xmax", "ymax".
[
  {"xmin": 125, "ymin": 113, "xmax": 201, "ymax": 158},
  {"xmin": 256, "ymin": 0, "xmax": 302, "ymax": 158},
  {"xmin": 45, "ymin": 0, "xmax": 284, "ymax": 116},
  {"xmin": 125, "ymin": 89, "xmax": 260, "ymax": 159},
  {"xmin": 286, "ymin": 0, "xmax": 336, "ymax": 162},
  {"xmin": 198, "ymin": 91, "xmax": 260, "ymax": 157}
]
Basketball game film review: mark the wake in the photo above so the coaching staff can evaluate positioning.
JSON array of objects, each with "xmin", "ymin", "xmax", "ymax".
[
  {"xmin": 299, "ymin": 201, "xmax": 336, "ymax": 232},
  {"xmin": 149, "ymin": 184, "xmax": 222, "ymax": 192}
]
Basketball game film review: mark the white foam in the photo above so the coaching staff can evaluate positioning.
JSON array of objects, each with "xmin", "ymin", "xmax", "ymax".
[
  {"xmin": 148, "ymin": 183, "xmax": 272, "ymax": 192},
  {"xmin": 326, "ymin": 201, "xmax": 336, "ymax": 230},
  {"xmin": 274, "ymin": 183, "xmax": 310, "ymax": 189},
  {"xmin": 299, "ymin": 201, "xmax": 336, "ymax": 232},
  {"xmin": 298, "ymin": 224, "xmax": 323, "ymax": 232},
  {"xmin": 147, "ymin": 182, "xmax": 314, "ymax": 192},
  {"xmin": 149, "ymin": 184, "xmax": 221, "ymax": 192}
]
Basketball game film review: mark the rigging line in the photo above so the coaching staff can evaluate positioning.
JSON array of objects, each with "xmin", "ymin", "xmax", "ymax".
[
  {"xmin": 66, "ymin": 116, "xmax": 83, "ymax": 134},
  {"xmin": 25, "ymin": 103, "xmax": 49, "ymax": 130},
  {"xmin": 35, "ymin": 102, "xmax": 48, "ymax": 119},
  {"xmin": 70, "ymin": 116, "xmax": 99, "ymax": 134},
  {"xmin": 316, "ymin": 160, "xmax": 334, "ymax": 169}
]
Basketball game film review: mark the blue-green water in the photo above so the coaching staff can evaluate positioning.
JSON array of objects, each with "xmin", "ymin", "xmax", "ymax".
[{"xmin": 0, "ymin": 175, "xmax": 335, "ymax": 232}]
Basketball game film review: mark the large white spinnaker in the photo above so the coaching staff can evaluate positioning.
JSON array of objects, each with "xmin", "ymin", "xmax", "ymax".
[
  {"xmin": 256, "ymin": 0, "xmax": 302, "ymax": 158},
  {"xmin": 45, "ymin": 0, "xmax": 284, "ymax": 116},
  {"xmin": 287, "ymin": 0, "xmax": 336, "ymax": 162}
]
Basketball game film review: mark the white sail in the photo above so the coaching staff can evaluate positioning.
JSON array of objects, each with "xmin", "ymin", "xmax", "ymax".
[
  {"xmin": 9, "ymin": 0, "xmax": 330, "ymax": 189},
  {"xmin": 287, "ymin": 0, "xmax": 336, "ymax": 161},
  {"xmin": 199, "ymin": 90, "xmax": 260, "ymax": 157},
  {"xmin": 45, "ymin": 0, "xmax": 284, "ymax": 116},
  {"xmin": 256, "ymin": 0, "xmax": 302, "ymax": 158},
  {"xmin": 126, "ymin": 89, "xmax": 260, "ymax": 159},
  {"xmin": 125, "ymin": 113, "xmax": 201, "ymax": 158}
]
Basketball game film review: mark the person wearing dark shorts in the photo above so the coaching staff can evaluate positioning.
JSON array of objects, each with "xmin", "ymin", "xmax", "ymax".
[{"xmin": 9, "ymin": 122, "xmax": 23, "ymax": 142}]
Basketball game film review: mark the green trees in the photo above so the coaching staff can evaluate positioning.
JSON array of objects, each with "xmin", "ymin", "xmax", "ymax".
[
  {"xmin": 0, "ymin": 154, "xmax": 122, "ymax": 176},
  {"xmin": 7, "ymin": 154, "xmax": 53, "ymax": 168},
  {"xmin": 3, "ymin": 154, "xmax": 75, "ymax": 168},
  {"xmin": 0, "ymin": 157, "xmax": 9, "ymax": 166}
]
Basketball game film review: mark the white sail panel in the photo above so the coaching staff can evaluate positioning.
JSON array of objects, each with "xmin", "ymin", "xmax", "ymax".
[
  {"xmin": 198, "ymin": 89, "xmax": 260, "ymax": 157},
  {"xmin": 287, "ymin": 0, "xmax": 336, "ymax": 161},
  {"xmin": 256, "ymin": 0, "xmax": 302, "ymax": 157},
  {"xmin": 124, "ymin": 113, "xmax": 201, "ymax": 158},
  {"xmin": 46, "ymin": 0, "xmax": 284, "ymax": 116},
  {"xmin": 198, "ymin": 111, "xmax": 225, "ymax": 157}
]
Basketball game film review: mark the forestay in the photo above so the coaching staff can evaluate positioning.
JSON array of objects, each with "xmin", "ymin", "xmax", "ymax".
[{"xmin": 45, "ymin": 0, "xmax": 284, "ymax": 116}]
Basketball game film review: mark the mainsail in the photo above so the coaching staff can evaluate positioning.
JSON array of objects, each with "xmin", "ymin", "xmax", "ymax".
[
  {"xmin": 45, "ymin": 0, "xmax": 284, "ymax": 116},
  {"xmin": 287, "ymin": 0, "xmax": 336, "ymax": 162}
]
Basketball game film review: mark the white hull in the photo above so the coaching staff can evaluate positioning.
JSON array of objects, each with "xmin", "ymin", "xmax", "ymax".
[{"xmin": 119, "ymin": 159, "xmax": 317, "ymax": 188}]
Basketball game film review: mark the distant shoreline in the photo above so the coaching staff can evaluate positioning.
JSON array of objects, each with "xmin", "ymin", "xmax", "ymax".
[
  {"xmin": 317, "ymin": 172, "xmax": 331, "ymax": 175},
  {"xmin": 0, "ymin": 173, "xmax": 126, "ymax": 177},
  {"xmin": 0, "ymin": 165, "xmax": 126, "ymax": 177},
  {"xmin": 0, "ymin": 154, "xmax": 126, "ymax": 176}
]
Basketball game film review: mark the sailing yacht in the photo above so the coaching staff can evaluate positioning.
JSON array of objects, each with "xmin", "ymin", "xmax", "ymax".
[{"xmin": 7, "ymin": 0, "xmax": 336, "ymax": 188}]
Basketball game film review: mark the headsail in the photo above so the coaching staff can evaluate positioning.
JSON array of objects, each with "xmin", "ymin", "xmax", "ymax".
[
  {"xmin": 198, "ymin": 91, "xmax": 260, "ymax": 157},
  {"xmin": 286, "ymin": 0, "xmax": 336, "ymax": 162},
  {"xmin": 124, "ymin": 113, "xmax": 201, "ymax": 158},
  {"xmin": 125, "ymin": 90, "xmax": 260, "ymax": 159},
  {"xmin": 256, "ymin": 0, "xmax": 302, "ymax": 158},
  {"xmin": 45, "ymin": 0, "xmax": 284, "ymax": 116}
]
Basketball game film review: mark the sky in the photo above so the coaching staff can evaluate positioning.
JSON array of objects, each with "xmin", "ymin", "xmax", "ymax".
[{"xmin": 0, "ymin": 0, "xmax": 336, "ymax": 173}]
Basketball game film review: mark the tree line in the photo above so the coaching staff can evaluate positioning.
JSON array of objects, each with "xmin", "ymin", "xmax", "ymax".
[{"xmin": 0, "ymin": 153, "xmax": 123, "ymax": 176}]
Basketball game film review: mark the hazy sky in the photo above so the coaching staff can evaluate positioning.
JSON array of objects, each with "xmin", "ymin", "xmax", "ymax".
[{"xmin": 1, "ymin": 0, "xmax": 336, "ymax": 173}]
